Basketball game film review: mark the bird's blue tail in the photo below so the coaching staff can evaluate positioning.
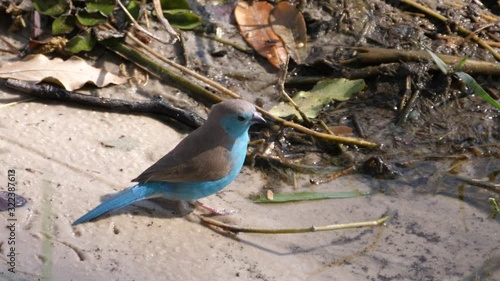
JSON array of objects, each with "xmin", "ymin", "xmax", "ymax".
[{"xmin": 72, "ymin": 184, "xmax": 158, "ymax": 225}]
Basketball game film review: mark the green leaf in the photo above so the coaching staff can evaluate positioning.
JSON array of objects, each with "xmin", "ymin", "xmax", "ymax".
[
  {"xmin": 458, "ymin": 56, "xmax": 468, "ymax": 69},
  {"xmin": 426, "ymin": 49, "xmax": 499, "ymax": 109},
  {"xmin": 33, "ymin": 0, "xmax": 69, "ymax": 17},
  {"xmin": 163, "ymin": 9, "xmax": 201, "ymax": 30},
  {"xmin": 125, "ymin": 0, "xmax": 141, "ymax": 21},
  {"xmin": 269, "ymin": 78, "xmax": 365, "ymax": 118},
  {"xmin": 426, "ymin": 50, "xmax": 451, "ymax": 74},
  {"xmin": 52, "ymin": 15, "xmax": 75, "ymax": 35},
  {"xmin": 76, "ymin": 10, "xmax": 108, "ymax": 26},
  {"xmin": 252, "ymin": 191, "xmax": 370, "ymax": 203},
  {"xmin": 454, "ymin": 72, "xmax": 500, "ymax": 109},
  {"xmin": 160, "ymin": 0, "xmax": 190, "ymax": 10},
  {"xmin": 65, "ymin": 32, "xmax": 97, "ymax": 54},
  {"xmin": 86, "ymin": 0, "xmax": 116, "ymax": 16}
]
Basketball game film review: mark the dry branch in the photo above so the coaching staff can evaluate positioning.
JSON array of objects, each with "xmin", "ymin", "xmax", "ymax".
[
  {"xmin": 200, "ymin": 215, "xmax": 389, "ymax": 234},
  {"xmin": 0, "ymin": 78, "xmax": 204, "ymax": 128}
]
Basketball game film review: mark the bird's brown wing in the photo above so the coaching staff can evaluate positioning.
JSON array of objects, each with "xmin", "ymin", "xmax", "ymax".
[{"xmin": 132, "ymin": 145, "xmax": 232, "ymax": 183}]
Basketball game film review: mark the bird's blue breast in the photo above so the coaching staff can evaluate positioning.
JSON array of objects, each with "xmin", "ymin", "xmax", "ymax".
[{"xmin": 147, "ymin": 133, "xmax": 249, "ymax": 201}]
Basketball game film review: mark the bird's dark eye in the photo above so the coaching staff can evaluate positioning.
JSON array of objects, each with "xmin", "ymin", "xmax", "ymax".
[{"xmin": 237, "ymin": 115, "xmax": 245, "ymax": 121}]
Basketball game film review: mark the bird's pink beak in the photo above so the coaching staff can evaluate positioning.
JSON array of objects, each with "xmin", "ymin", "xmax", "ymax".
[{"xmin": 251, "ymin": 112, "xmax": 266, "ymax": 124}]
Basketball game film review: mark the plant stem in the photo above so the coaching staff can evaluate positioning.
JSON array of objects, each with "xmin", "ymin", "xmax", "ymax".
[{"xmin": 200, "ymin": 215, "xmax": 389, "ymax": 234}]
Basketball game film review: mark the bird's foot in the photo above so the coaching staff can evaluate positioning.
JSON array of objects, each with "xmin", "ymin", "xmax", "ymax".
[{"xmin": 192, "ymin": 201, "xmax": 237, "ymax": 216}]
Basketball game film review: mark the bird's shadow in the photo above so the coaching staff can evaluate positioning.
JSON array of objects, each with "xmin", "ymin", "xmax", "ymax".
[
  {"xmin": 83, "ymin": 195, "xmax": 382, "ymax": 259},
  {"xmin": 200, "ymin": 221, "xmax": 378, "ymax": 256},
  {"xmin": 87, "ymin": 195, "xmax": 189, "ymax": 224}
]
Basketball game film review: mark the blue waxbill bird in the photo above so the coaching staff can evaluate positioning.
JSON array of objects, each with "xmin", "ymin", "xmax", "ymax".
[{"xmin": 73, "ymin": 99, "xmax": 265, "ymax": 225}]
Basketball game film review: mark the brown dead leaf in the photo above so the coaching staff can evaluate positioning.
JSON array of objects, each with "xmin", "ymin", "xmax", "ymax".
[
  {"xmin": 0, "ymin": 54, "xmax": 127, "ymax": 90},
  {"xmin": 28, "ymin": 37, "xmax": 69, "ymax": 55},
  {"xmin": 234, "ymin": 1, "xmax": 288, "ymax": 68},
  {"xmin": 270, "ymin": 2, "xmax": 307, "ymax": 64},
  {"xmin": 329, "ymin": 126, "xmax": 354, "ymax": 136}
]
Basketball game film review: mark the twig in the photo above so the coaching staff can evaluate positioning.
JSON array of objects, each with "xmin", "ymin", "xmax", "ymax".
[
  {"xmin": 251, "ymin": 190, "xmax": 371, "ymax": 203},
  {"xmin": 257, "ymin": 108, "xmax": 379, "ymax": 148},
  {"xmin": 98, "ymin": 34, "xmax": 223, "ymax": 104},
  {"xmin": 343, "ymin": 48, "xmax": 500, "ymax": 76},
  {"xmin": 124, "ymin": 30, "xmax": 231, "ymax": 100},
  {"xmin": 318, "ymin": 120, "xmax": 334, "ymax": 134},
  {"xmin": 464, "ymin": 23, "xmax": 497, "ymax": 42},
  {"xmin": 196, "ymin": 33, "xmax": 253, "ymax": 53},
  {"xmin": 477, "ymin": 143, "xmax": 500, "ymax": 148},
  {"xmin": 397, "ymin": 154, "xmax": 471, "ymax": 169},
  {"xmin": 0, "ymin": 35, "xmax": 20, "ymax": 54},
  {"xmin": 309, "ymin": 166, "xmax": 357, "ymax": 184},
  {"xmin": 142, "ymin": 0, "xmax": 150, "ymax": 29},
  {"xmin": 0, "ymin": 78, "xmax": 204, "ymax": 128},
  {"xmin": 152, "ymin": 0, "xmax": 179, "ymax": 43},
  {"xmin": 251, "ymin": 153, "xmax": 334, "ymax": 174},
  {"xmin": 397, "ymin": 86, "xmax": 420, "ymax": 125},
  {"xmin": 351, "ymin": 114, "xmax": 366, "ymax": 138},
  {"xmin": 285, "ymin": 76, "xmax": 328, "ymax": 86},
  {"xmin": 199, "ymin": 215, "xmax": 388, "ymax": 234},
  {"xmin": 399, "ymin": 76, "xmax": 411, "ymax": 111},
  {"xmin": 400, "ymin": 0, "xmax": 500, "ymax": 61},
  {"xmin": 277, "ymin": 56, "xmax": 312, "ymax": 125},
  {"xmin": 116, "ymin": 0, "xmax": 170, "ymax": 44},
  {"xmin": 447, "ymin": 174, "xmax": 500, "ymax": 194}
]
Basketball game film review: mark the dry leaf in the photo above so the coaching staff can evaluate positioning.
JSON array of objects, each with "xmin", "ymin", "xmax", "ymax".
[
  {"xmin": 0, "ymin": 54, "xmax": 127, "ymax": 90},
  {"xmin": 270, "ymin": 2, "xmax": 307, "ymax": 64},
  {"xmin": 234, "ymin": 1, "xmax": 288, "ymax": 68}
]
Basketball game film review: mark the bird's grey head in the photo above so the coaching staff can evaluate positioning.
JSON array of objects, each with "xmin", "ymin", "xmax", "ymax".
[{"xmin": 208, "ymin": 100, "xmax": 265, "ymax": 138}]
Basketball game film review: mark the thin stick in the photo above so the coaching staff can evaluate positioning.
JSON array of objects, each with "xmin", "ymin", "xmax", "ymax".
[
  {"xmin": 196, "ymin": 33, "xmax": 252, "ymax": 53},
  {"xmin": 277, "ymin": 55, "xmax": 312, "ymax": 125},
  {"xmin": 343, "ymin": 47, "xmax": 500, "ymax": 75},
  {"xmin": 99, "ymin": 32, "xmax": 224, "ymax": 103},
  {"xmin": 397, "ymin": 88, "xmax": 420, "ymax": 125},
  {"xmin": 401, "ymin": 0, "xmax": 500, "ymax": 60},
  {"xmin": 0, "ymin": 97, "xmax": 36, "ymax": 108},
  {"xmin": 351, "ymin": 114, "xmax": 366, "ymax": 138},
  {"xmin": 116, "ymin": 0, "xmax": 170, "ymax": 44},
  {"xmin": 309, "ymin": 166, "xmax": 357, "ymax": 184},
  {"xmin": 257, "ymin": 107, "xmax": 379, "ymax": 147},
  {"xmin": 125, "ymin": 31, "xmax": 236, "ymax": 99},
  {"xmin": 199, "ymin": 215, "xmax": 388, "ymax": 234},
  {"xmin": 447, "ymin": 174, "xmax": 500, "ymax": 194},
  {"xmin": 152, "ymin": 0, "xmax": 179, "ymax": 42},
  {"xmin": 0, "ymin": 36, "xmax": 20, "ymax": 54},
  {"xmin": 142, "ymin": 0, "xmax": 150, "ymax": 29},
  {"xmin": 318, "ymin": 120, "xmax": 334, "ymax": 134},
  {"xmin": 464, "ymin": 23, "xmax": 497, "ymax": 42}
]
